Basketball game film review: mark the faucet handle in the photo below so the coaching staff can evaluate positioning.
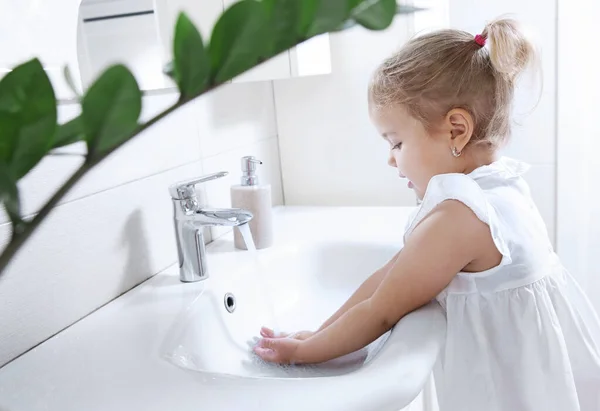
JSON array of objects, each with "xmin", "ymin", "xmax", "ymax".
[{"xmin": 169, "ymin": 171, "xmax": 228, "ymax": 200}]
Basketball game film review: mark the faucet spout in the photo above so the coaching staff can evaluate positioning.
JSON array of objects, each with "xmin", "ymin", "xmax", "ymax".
[{"xmin": 190, "ymin": 208, "xmax": 253, "ymax": 227}]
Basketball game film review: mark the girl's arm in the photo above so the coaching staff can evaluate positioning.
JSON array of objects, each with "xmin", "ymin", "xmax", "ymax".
[
  {"xmin": 315, "ymin": 250, "xmax": 401, "ymax": 333},
  {"xmin": 294, "ymin": 201, "xmax": 499, "ymax": 364},
  {"xmin": 254, "ymin": 200, "xmax": 500, "ymax": 364}
]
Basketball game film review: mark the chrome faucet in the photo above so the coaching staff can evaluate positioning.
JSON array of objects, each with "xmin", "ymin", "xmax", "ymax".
[{"xmin": 169, "ymin": 171, "xmax": 253, "ymax": 282}]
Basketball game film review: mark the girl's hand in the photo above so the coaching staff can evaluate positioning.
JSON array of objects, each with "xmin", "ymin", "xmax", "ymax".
[
  {"xmin": 260, "ymin": 326, "xmax": 314, "ymax": 341},
  {"xmin": 253, "ymin": 337, "xmax": 302, "ymax": 364}
]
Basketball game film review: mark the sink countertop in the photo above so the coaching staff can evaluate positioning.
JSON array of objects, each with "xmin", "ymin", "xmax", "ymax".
[{"xmin": 0, "ymin": 206, "xmax": 446, "ymax": 411}]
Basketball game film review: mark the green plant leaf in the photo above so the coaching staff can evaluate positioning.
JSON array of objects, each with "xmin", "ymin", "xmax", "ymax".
[
  {"xmin": 297, "ymin": 0, "xmax": 318, "ymax": 36},
  {"xmin": 262, "ymin": 0, "xmax": 351, "ymax": 52},
  {"xmin": 0, "ymin": 59, "xmax": 57, "ymax": 180},
  {"xmin": 209, "ymin": 0, "xmax": 269, "ymax": 84},
  {"xmin": 353, "ymin": 0, "xmax": 397, "ymax": 30},
  {"xmin": 262, "ymin": 0, "xmax": 304, "ymax": 53},
  {"xmin": 82, "ymin": 65, "xmax": 141, "ymax": 154},
  {"xmin": 0, "ymin": 162, "xmax": 20, "ymax": 221},
  {"xmin": 173, "ymin": 12, "xmax": 209, "ymax": 98},
  {"xmin": 53, "ymin": 116, "xmax": 84, "ymax": 149},
  {"xmin": 302, "ymin": 0, "xmax": 352, "ymax": 37},
  {"xmin": 334, "ymin": 2, "xmax": 422, "ymax": 31},
  {"xmin": 346, "ymin": 0, "xmax": 365, "ymax": 11},
  {"xmin": 333, "ymin": 18, "xmax": 358, "ymax": 32}
]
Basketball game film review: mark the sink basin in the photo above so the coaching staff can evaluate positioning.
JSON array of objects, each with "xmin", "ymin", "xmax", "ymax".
[
  {"xmin": 0, "ymin": 207, "xmax": 446, "ymax": 411},
  {"xmin": 162, "ymin": 241, "xmax": 398, "ymax": 378}
]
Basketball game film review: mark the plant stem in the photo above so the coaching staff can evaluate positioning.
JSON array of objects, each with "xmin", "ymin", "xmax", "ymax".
[
  {"xmin": 0, "ymin": 164, "xmax": 91, "ymax": 274},
  {"xmin": 0, "ymin": 100, "xmax": 183, "ymax": 277}
]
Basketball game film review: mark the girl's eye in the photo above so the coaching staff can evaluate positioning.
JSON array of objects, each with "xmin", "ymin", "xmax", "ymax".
[{"xmin": 392, "ymin": 142, "xmax": 402, "ymax": 150}]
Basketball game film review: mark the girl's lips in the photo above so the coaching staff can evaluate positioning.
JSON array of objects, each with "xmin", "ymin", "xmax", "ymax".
[
  {"xmin": 399, "ymin": 174, "xmax": 414, "ymax": 189},
  {"xmin": 408, "ymin": 181, "xmax": 414, "ymax": 189}
]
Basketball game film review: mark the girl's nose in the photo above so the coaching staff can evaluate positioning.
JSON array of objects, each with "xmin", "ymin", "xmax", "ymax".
[{"xmin": 388, "ymin": 153, "xmax": 396, "ymax": 168}]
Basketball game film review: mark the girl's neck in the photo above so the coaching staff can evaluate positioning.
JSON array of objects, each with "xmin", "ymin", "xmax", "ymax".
[{"xmin": 461, "ymin": 147, "xmax": 499, "ymax": 175}]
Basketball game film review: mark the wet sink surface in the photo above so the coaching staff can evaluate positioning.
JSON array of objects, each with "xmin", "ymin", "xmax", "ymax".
[{"xmin": 162, "ymin": 241, "xmax": 397, "ymax": 378}]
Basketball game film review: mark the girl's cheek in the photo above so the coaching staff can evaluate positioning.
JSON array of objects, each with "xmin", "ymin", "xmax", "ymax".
[
  {"xmin": 394, "ymin": 150, "xmax": 403, "ymax": 164},
  {"xmin": 397, "ymin": 152, "xmax": 407, "ymax": 170}
]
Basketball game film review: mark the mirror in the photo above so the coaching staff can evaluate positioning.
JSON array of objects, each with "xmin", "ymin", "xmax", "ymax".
[{"xmin": 76, "ymin": 0, "xmax": 175, "ymax": 92}]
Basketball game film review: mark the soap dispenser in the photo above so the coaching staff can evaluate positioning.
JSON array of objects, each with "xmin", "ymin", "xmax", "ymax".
[{"xmin": 231, "ymin": 156, "xmax": 273, "ymax": 250}]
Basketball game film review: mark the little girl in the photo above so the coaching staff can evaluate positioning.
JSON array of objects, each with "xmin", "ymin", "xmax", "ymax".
[{"xmin": 254, "ymin": 17, "xmax": 600, "ymax": 410}]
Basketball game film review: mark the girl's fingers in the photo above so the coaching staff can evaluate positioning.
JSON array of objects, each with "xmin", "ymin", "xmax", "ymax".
[
  {"xmin": 246, "ymin": 337, "xmax": 260, "ymax": 349},
  {"xmin": 260, "ymin": 327, "xmax": 274, "ymax": 337},
  {"xmin": 253, "ymin": 346, "xmax": 277, "ymax": 362},
  {"xmin": 258, "ymin": 337, "xmax": 277, "ymax": 349},
  {"xmin": 261, "ymin": 326, "xmax": 288, "ymax": 338}
]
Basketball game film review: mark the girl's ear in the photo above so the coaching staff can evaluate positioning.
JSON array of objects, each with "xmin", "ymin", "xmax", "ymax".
[{"xmin": 444, "ymin": 108, "xmax": 475, "ymax": 153}]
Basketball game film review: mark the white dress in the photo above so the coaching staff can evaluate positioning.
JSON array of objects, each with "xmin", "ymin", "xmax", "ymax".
[{"xmin": 403, "ymin": 157, "xmax": 600, "ymax": 411}]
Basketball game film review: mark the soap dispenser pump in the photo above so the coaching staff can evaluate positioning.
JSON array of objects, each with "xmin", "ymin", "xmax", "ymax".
[{"xmin": 231, "ymin": 156, "xmax": 273, "ymax": 250}]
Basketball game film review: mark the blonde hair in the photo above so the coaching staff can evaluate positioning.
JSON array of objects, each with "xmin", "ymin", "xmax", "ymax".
[{"xmin": 369, "ymin": 17, "xmax": 536, "ymax": 148}]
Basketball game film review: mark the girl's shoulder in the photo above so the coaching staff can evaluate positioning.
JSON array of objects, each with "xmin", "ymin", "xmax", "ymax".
[
  {"xmin": 403, "ymin": 163, "xmax": 526, "ymax": 267},
  {"xmin": 404, "ymin": 156, "xmax": 531, "ymax": 239}
]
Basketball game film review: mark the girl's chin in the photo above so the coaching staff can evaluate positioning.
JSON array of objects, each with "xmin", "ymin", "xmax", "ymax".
[
  {"xmin": 413, "ymin": 187, "xmax": 424, "ymax": 201},
  {"xmin": 403, "ymin": 178, "xmax": 422, "ymax": 199}
]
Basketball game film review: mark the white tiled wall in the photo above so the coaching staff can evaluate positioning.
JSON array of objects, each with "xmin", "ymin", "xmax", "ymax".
[
  {"xmin": 556, "ymin": 0, "xmax": 600, "ymax": 309},
  {"xmin": 0, "ymin": 81, "xmax": 283, "ymax": 367},
  {"xmin": 274, "ymin": 20, "xmax": 416, "ymax": 208}
]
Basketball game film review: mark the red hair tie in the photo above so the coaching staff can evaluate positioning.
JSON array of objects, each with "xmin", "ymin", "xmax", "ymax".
[{"xmin": 474, "ymin": 34, "xmax": 487, "ymax": 47}]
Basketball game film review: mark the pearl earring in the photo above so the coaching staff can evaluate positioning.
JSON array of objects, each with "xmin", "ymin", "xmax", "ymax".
[{"xmin": 452, "ymin": 147, "xmax": 462, "ymax": 158}]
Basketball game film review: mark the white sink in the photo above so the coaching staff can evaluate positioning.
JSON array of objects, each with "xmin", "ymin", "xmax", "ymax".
[
  {"xmin": 162, "ymin": 241, "xmax": 398, "ymax": 378},
  {"xmin": 0, "ymin": 207, "xmax": 446, "ymax": 411}
]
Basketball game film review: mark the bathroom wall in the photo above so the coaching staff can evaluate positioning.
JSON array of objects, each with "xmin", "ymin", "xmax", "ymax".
[
  {"xmin": 274, "ymin": 19, "xmax": 415, "ymax": 208},
  {"xmin": 274, "ymin": 0, "xmax": 557, "ymax": 244},
  {"xmin": 555, "ymin": 0, "xmax": 600, "ymax": 310},
  {"xmin": 0, "ymin": 84, "xmax": 283, "ymax": 367}
]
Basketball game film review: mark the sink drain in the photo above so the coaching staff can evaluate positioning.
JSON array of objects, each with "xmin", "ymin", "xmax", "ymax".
[{"xmin": 224, "ymin": 293, "xmax": 236, "ymax": 313}]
